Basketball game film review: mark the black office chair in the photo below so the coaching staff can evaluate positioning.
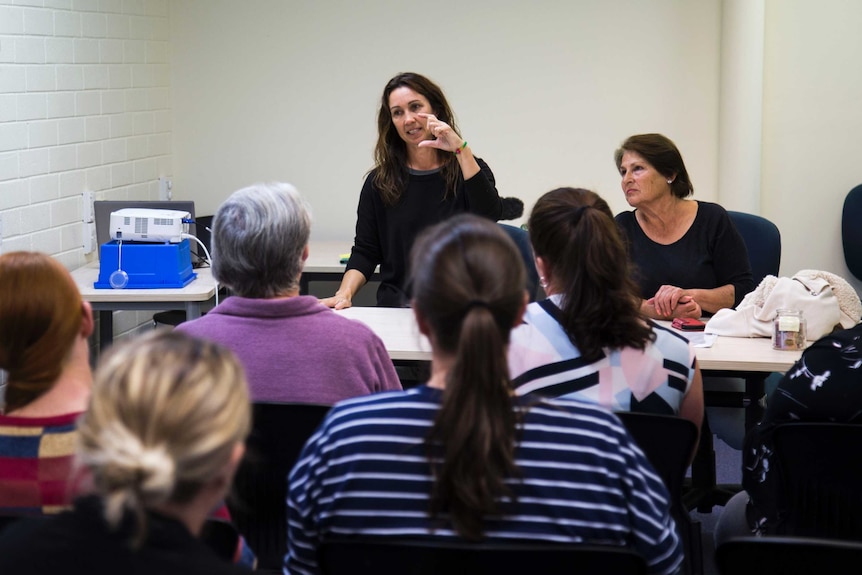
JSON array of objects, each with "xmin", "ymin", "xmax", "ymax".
[
  {"xmin": 727, "ymin": 211, "xmax": 782, "ymax": 289},
  {"xmin": 715, "ymin": 535, "xmax": 862, "ymax": 575},
  {"xmin": 200, "ymin": 518, "xmax": 241, "ymax": 563},
  {"xmin": 227, "ymin": 402, "xmax": 331, "ymax": 572},
  {"xmin": 617, "ymin": 412, "xmax": 702, "ymax": 575},
  {"xmin": 499, "ymin": 223, "xmax": 539, "ymax": 302},
  {"xmin": 842, "ymin": 184, "xmax": 862, "ymax": 281},
  {"xmin": 768, "ymin": 422, "xmax": 862, "ymax": 538},
  {"xmin": 0, "ymin": 514, "xmax": 49, "ymax": 537},
  {"xmin": 688, "ymin": 211, "xmax": 782, "ymax": 513},
  {"xmin": 318, "ymin": 538, "xmax": 647, "ymax": 575}
]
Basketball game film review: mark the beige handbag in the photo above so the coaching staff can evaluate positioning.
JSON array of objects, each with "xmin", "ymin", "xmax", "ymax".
[{"xmin": 705, "ymin": 270, "xmax": 861, "ymax": 341}]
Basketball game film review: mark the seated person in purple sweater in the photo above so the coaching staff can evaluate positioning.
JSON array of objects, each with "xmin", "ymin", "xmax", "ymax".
[{"xmin": 177, "ymin": 182, "xmax": 402, "ymax": 403}]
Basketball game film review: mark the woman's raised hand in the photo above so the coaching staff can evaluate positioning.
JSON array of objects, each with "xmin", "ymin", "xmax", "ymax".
[{"xmin": 416, "ymin": 113, "xmax": 463, "ymax": 152}]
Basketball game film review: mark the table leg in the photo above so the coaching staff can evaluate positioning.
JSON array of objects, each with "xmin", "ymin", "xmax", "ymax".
[
  {"xmin": 99, "ymin": 310, "xmax": 113, "ymax": 350},
  {"xmin": 685, "ymin": 371, "xmax": 768, "ymax": 512},
  {"xmin": 186, "ymin": 302, "xmax": 202, "ymax": 320}
]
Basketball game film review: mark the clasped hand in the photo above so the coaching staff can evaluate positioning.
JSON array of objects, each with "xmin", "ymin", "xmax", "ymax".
[
  {"xmin": 416, "ymin": 113, "xmax": 464, "ymax": 152},
  {"xmin": 648, "ymin": 285, "xmax": 702, "ymax": 319}
]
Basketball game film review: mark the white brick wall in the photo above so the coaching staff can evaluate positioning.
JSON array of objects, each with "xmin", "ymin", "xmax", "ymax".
[{"xmin": 0, "ymin": 0, "xmax": 172, "ymax": 335}]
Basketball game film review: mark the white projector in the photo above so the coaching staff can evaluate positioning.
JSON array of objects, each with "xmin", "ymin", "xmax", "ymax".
[{"xmin": 109, "ymin": 208, "xmax": 190, "ymax": 243}]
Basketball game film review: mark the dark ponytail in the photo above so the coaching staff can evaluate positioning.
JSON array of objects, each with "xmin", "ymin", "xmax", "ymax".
[
  {"xmin": 529, "ymin": 188, "xmax": 654, "ymax": 360},
  {"xmin": 409, "ymin": 215, "xmax": 526, "ymax": 540}
]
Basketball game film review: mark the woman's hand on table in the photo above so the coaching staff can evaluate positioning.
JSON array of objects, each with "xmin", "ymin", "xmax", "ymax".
[
  {"xmin": 319, "ymin": 291, "xmax": 352, "ymax": 310},
  {"xmin": 644, "ymin": 293, "xmax": 702, "ymax": 319},
  {"xmin": 651, "ymin": 285, "xmax": 698, "ymax": 317}
]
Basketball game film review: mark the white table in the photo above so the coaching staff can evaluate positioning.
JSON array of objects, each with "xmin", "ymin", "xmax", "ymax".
[
  {"xmin": 71, "ymin": 261, "xmax": 218, "ymax": 349},
  {"xmin": 337, "ymin": 307, "xmax": 804, "ymax": 371},
  {"xmin": 304, "ymin": 241, "xmax": 352, "ymax": 275},
  {"xmin": 300, "ymin": 241, "xmax": 380, "ymax": 293},
  {"xmin": 336, "ymin": 307, "xmax": 431, "ymax": 361},
  {"xmin": 336, "ymin": 306, "xmax": 805, "ymax": 512}
]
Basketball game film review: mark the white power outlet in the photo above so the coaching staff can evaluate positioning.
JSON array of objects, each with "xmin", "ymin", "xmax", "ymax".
[
  {"xmin": 82, "ymin": 191, "xmax": 95, "ymax": 223},
  {"xmin": 159, "ymin": 176, "xmax": 173, "ymax": 200},
  {"xmin": 82, "ymin": 222, "xmax": 97, "ymax": 254}
]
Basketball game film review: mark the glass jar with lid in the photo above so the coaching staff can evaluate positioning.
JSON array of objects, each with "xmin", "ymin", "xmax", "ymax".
[{"xmin": 773, "ymin": 309, "xmax": 807, "ymax": 350}]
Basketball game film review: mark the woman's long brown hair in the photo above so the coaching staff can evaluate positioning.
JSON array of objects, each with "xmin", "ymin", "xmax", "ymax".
[
  {"xmin": 528, "ymin": 187, "xmax": 654, "ymax": 360},
  {"xmin": 409, "ymin": 214, "xmax": 526, "ymax": 540},
  {"xmin": 372, "ymin": 72, "xmax": 462, "ymax": 205}
]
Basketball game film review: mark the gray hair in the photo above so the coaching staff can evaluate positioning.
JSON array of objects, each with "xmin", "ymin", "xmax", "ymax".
[{"xmin": 212, "ymin": 182, "xmax": 312, "ymax": 298}]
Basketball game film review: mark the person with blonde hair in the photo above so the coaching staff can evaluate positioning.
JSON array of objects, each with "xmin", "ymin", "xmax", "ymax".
[
  {"xmin": 0, "ymin": 251, "xmax": 93, "ymax": 515},
  {"xmin": 0, "ymin": 330, "xmax": 253, "ymax": 575},
  {"xmin": 287, "ymin": 215, "xmax": 682, "ymax": 575}
]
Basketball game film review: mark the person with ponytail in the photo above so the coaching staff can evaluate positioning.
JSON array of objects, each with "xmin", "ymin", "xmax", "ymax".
[
  {"xmin": 0, "ymin": 330, "xmax": 253, "ymax": 575},
  {"xmin": 0, "ymin": 252, "xmax": 94, "ymax": 516},
  {"xmin": 286, "ymin": 214, "xmax": 683, "ymax": 575},
  {"xmin": 507, "ymin": 188, "xmax": 703, "ymax": 431}
]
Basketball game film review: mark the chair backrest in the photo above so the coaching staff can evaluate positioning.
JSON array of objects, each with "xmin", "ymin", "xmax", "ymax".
[
  {"xmin": 715, "ymin": 535, "xmax": 862, "ymax": 575},
  {"xmin": 191, "ymin": 214, "xmax": 214, "ymax": 266},
  {"xmin": 615, "ymin": 412, "xmax": 698, "ymax": 500},
  {"xmin": 842, "ymin": 184, "xmax": 862, "ymax": 281},
  {"xmin": 727, "ymin": 210, "xmax": 781, "ymax": 289},
  {"xmin": 769, "ymin": 422, "xmax": 862, "ymax": 538},
  {"xmin": 318, "ymin": 538, "xmax": 647, "ymax": 575},
  {"xmin": 499, "ymin": 223, "xmax": 539, "ymax": 302},
  {"xmin": 228, "ymin": 402, "xmax": 331, "ymax": 571},
  {"xmin": 200, "ymin": 518, "xmax": 240, "ymax": 563},
  {"xmin": 0, "ymin": 514, "xmax": 49, "ymax": 537},
  {"xmin": 615, "ymin": 412, "xmax": 700, "ymax": 575}
]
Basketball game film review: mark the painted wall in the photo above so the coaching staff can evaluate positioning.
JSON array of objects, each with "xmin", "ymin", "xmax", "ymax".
[
  {"xmin": 0, "ymin": 0, "xmax": 173, "ymax": 335},
  {"xmin": 170, "ymin": 0, "xmax": 722, "ymax": 243},
  {"xmin": 760, "ymin": 0, "xmax": 862, "ymax": 291},
  {"xmin": 4, "ymin": 0, "xmax": 861, "ymax": 326}
]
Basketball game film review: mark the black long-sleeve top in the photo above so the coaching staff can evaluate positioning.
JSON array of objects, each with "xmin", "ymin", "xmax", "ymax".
[
  {"xmin": 615, "ymin": 201, "xmax": 754, "ymax": 308},
  {"xmin": 346, "ymin": 158, "xmax": 502, "ymax": 307}
]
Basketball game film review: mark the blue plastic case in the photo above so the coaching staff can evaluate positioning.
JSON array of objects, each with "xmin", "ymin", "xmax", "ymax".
[{"xmin": 95, "ymin": 239, "xmax": 197, "ymax": 289}]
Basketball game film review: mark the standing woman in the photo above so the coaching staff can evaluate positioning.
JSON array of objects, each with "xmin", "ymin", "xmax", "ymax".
[
  {"xmin": 321, "ymin": 72, "xmax": 502, "ymax": 309},
  {"xmin": 288, "ymin": 215, "xmax": 682, "ymax": 575},
  {"xmin": 614, "ymin": 133, "xmax": 753, "ymax": 319},
  {"xmin": 508, "ymin": 188, "xmax": 703, "ymax": 431}
]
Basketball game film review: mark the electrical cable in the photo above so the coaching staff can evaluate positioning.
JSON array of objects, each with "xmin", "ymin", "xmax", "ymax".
[{"xmin": 181, "ymin": 232, "xmax": 218, "ymax": 306}]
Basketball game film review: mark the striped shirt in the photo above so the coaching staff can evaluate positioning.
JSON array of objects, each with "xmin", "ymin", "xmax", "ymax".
[
  {"xmin": 286, "ymin": 386, "xmax": 682, "ymax": 575},
  {"xmin": 508, "ymin": 297, "xmax": 696, "ymax": 415},
  {"xmin": 0, "ymin": 412, "xmax": 81, "ymax": 516}
]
